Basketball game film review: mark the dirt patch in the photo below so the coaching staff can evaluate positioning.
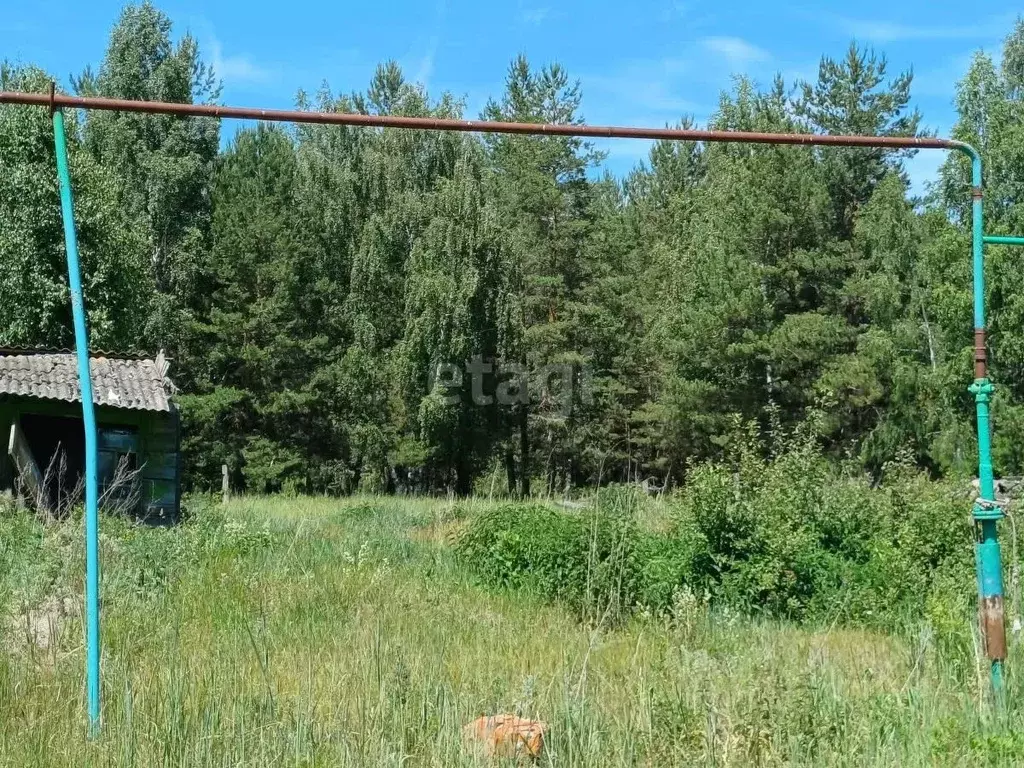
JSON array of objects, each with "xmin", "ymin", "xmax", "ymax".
[{"xmin": 7, "ymin": 594, "xmax": 79, "ymax": 655}]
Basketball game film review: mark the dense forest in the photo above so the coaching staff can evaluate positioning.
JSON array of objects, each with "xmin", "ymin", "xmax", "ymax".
[{"xmin": 1, "ymin": 3, "xmax": 1023, "ymax": 496}]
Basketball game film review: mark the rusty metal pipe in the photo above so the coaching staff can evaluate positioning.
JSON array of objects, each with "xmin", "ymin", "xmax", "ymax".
[{"xmin": 0, "ymin": 89, "xmax": 966, "ymax": 150}]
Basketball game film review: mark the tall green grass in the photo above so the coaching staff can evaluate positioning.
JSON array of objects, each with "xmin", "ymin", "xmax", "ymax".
[{"xmin": 1, "ymin": 491, "xmax": 1023, "ymax": 766}]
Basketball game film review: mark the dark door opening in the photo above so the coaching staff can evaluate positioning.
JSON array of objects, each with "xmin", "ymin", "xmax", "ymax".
[
  {"xmin": 19, "ymin": 413, "xmax": 86, "ymax": 509},
  {"xmin": 14, "ymin": 415, "xmax": 141, "ymax": 514}
]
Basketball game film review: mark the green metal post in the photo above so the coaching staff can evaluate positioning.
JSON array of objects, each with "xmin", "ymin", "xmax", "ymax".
[
  {"xmin": 52, "ymin": 108, "xmax": 101, "ymax": 733},
  {"xmin": 984, "ymin": 235, "xmax": 1024, "ymax": 247},
  {"xmin": 961, "ymin": 144, "xmax": 1007, "ymax": 701}
]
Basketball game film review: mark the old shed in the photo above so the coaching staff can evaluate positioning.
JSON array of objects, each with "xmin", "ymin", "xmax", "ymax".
[{"xmin": 0, "ymin": 348, "xmax": 180, "ymax": 521}]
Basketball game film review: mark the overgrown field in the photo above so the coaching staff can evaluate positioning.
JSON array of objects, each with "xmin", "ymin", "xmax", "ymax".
[{"xmin": 4, "ymin": 468, "xmax": 1024, "ymax": 765}]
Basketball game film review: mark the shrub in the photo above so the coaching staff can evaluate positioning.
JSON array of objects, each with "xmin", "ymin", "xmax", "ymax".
[
  {"xmin": 455, "ymin": 500, "xmax": 710, "ymax": 620},
  {"xmin": 455, "ymin": 504, "xmax": 638, "ymax": 621},
  {"xmin": 455, "ymin": 424, "xmax": 981, "ymax": 631},
  {"xmin": 628, "ymin": 531, "xmax": 707, "ymax": 613},
  {"xmin": 671, "ymin": 432, "xmax": 975, "ymax": 625}
]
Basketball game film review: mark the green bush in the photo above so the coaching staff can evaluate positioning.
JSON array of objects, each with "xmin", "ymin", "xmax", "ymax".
[
  {"xmin": 671, "ymin": 435, "xmax": 975, "ymax": 625},
  {"xmin": 455, "ymin": 425, "xmax": 980, "ymax": 630},
  {"xmin": 628, "ymin": 531, "xmax": 708, "ymax": 613},
  {"xmin": 671, "ymin": 432, "xmax": 974, "ymax": 623},
  {"xmin": 454, "ymin": 498, "xmax": 710, "ymax": 620},
  {"xmin": 455, "ymin": 504, "xmax": 639, "ymax": 621}
]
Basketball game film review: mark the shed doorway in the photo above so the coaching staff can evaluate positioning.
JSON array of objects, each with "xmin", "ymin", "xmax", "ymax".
[
  {"xmin": 19, "ymin": 414, "xmax": 85, "ymax": 508},
  {"xmin": 12, "ymin": 415, "xmax": 141, "ymax": 513}
]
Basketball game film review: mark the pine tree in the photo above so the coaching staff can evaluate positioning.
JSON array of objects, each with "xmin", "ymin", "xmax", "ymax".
[
  {"xmin": 796, "ymin": 43, "xmax": 922, "ymax": 238},
  {"xmin": 482, "ymin": 55, "xmax": 603, "ymax": 495},
  {"xmin": 181, "ymin": 124, "xmax": 315, "ymax": 492}
]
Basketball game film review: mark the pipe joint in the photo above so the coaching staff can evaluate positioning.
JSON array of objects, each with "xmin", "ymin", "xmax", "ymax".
[
  {"xmin": 974, "ymin": 499, "xmax": 1006, "ymax": 521},
  {"xmin": 970, "ymin": 379, "xmax": 995, "ymax": 400}
]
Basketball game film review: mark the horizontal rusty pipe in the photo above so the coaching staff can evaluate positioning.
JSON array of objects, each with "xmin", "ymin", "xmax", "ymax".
[{"xmin": 0, "ymin": 90, "xmax": 967, "ymax": 151}]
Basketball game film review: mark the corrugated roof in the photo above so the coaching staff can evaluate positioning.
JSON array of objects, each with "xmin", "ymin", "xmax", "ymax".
[
  {"xmin": 0, "ymin": 345, "xmax": 153, "ymax": 359},
  {"xmin": 0, "ymin": 351, "xmax": 174, "ymax": 412}
]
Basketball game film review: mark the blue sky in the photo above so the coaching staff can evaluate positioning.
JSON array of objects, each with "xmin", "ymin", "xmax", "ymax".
[{"xmin": 3, "ymin": 1, "xmax": 1018, "ymax": 191}]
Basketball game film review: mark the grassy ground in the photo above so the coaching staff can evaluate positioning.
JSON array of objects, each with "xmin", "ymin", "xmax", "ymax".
[{"xmin": 2, "ymin": 494, "xmax": 1024, "ymax": 766}]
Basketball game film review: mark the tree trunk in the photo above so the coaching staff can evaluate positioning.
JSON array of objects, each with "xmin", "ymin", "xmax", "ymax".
[
  {"xmin": 921, "ymin": 301, "xmax": 937, "ymax": 372},
  {"xmin": 455, "ymin": 456, "xmax": 472, "ymax": 497},
  {"xmin": 519, "ymin": 406, "xmax": 530, "ymax": 498},
  {"xmin": 505, "ymin": 447, "xmax": 517, "ymax": 497}
]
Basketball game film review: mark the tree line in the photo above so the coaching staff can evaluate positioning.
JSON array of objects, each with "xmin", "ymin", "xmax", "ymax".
[{"xmin": 2, "ymin": 3, "xmax": 1023, "ymax": 496}]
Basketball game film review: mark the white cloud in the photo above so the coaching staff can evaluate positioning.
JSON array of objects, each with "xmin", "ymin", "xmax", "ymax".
[
  {"xmin": 581, "ymin": 42, "xmax": 779, "ymax": 130},
  {"xmin": 911, "ymin": 51, "xmax": 977, "ymax": 98},
  {"xmin": 415, "ymin": 34, "xmax": 440, "ymax": 86},
  {"xmin": 579, "ymin": 55, "xmax": 708, "ymax": 175},
  {"xmin": 409, "ymin": 0, "xmax": 447, "ymax": 88},
  {"xmin": 701, "ymin": 36, "xmax": 772, "ymax": 67},
  {"xmin": 522, "ymin": 7, "xmax": 550, "ymax": 25},
  {"xmin": 585, "ymin": 60, "xmax": 704, "ymax": 117},
  {"xmin": 209, "ymin": 37, "xmax": 274, "ymax": 86},
  {"xmin": 516, "ymin": 1, "xmax": 552, "ymax": 26}
]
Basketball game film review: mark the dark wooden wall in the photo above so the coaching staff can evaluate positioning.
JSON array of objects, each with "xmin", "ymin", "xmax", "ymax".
[{"xmin": 0, "ymin": 397, "xmax": 180, "ymax": 521}]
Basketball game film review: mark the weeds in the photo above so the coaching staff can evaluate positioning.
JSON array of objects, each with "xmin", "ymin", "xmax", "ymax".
[{"xmin": 0, "ymin": 491, "xmax": 1022, "ymax": 765}]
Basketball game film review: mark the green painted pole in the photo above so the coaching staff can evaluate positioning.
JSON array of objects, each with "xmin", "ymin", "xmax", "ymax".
[
  {"xmin": 984, "ymin": 235, "xmax": 1024, "ymax": 247},
  {"xmin": 960, "ymin": 144, "xmax": 1007, "ymax": 703},
  {"xmin": 52, "ymin": 108, "xmax": 101, "ymax": 733}
]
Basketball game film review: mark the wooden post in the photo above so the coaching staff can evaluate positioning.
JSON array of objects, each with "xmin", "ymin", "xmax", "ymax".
[
  {"xmin": 8, "ymin": 419, "xmax": 50, "ymax": 519},
  {"xmin": 222, "ymin": 464, "xmax": 230, "ymax": 505}
]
